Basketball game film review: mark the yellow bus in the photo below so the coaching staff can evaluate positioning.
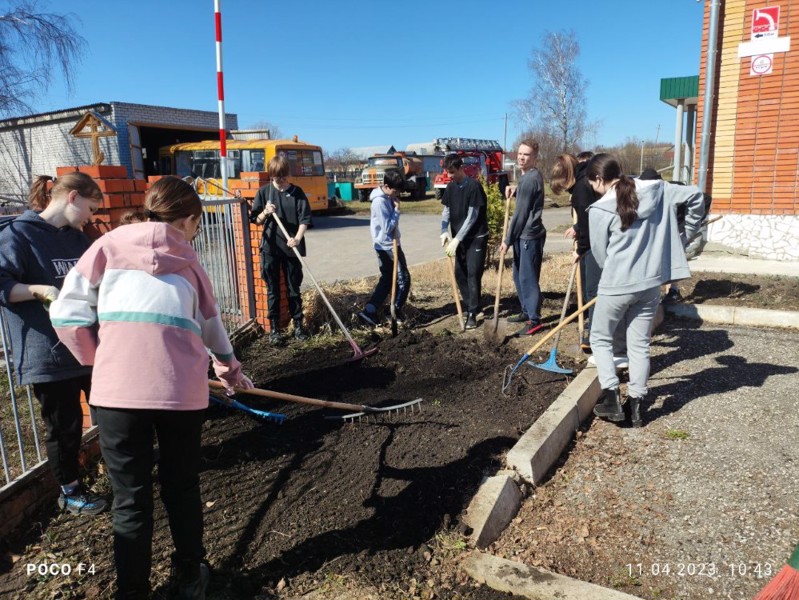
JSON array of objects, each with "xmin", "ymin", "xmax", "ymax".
[{"xmin": 158, "ymin": 137, "xmax": 329, "ymax": 212}]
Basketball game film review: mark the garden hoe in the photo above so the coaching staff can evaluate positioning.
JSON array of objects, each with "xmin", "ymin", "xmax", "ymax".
[
  {"xmin": 390, "ymin": 238, "xmax": 398, "ymax": 337},
  {"xmin": 270, "ymin": 211, "xmax": 377, "ymax": 363},
  {"xmin": 484, "ymin": 194, "xmax": 513, "ymax": 345},
  {"xmin": 209, "ymin": 394, "xmax": 286, "ymax": 424},
  {"xmin": 501, "ymin": 297, "xmax": 597, "ymax": 395},
  {"xmin": 446, "ymin": 255, "xmax": 466, "ymax": 332},
  {"xmin": 209, "ymin": 380, "xmax": 422, "ymax": 424},
  {"xmin": 530, "ymin": 259, "xmax": 577, "ymax": 376}
]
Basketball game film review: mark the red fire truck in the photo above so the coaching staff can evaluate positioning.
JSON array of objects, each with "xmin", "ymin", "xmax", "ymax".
[{"xmin": 432, "ymin": 138, "xmax": 509, "ymax": 200}]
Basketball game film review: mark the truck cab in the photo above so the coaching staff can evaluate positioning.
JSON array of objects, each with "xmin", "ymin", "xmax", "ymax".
[
  {"xmin": 354, "ymin": 153, "xmax": 427, "ymax": 201},
  {"xmin": 432, "ymin": 138, "xmax": 509, "ymax": 200}
]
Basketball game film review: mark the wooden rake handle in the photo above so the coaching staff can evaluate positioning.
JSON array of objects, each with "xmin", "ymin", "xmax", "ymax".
[
  {"xmin": 210, "ymin": 380, "xmax": 385, "ymax": 413},
  {"xmin": 446, "ymin": 255, "xmax": 465, "ymax": 331},
  {"xmin": 493, "ymin": 196, "xmax": 513, "ymax": 326},
  {"xmin": 524, "ymin": 297, "xmax": 597, "ymax": 357}
]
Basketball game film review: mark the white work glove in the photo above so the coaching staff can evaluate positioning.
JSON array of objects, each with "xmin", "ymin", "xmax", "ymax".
[
  {"xmin": 440, "ymin": 232, "xmax": 451, "ymax": 247},
  {"xmin": 445, "ymin": 238, "xmax": 460, "ymax": 257},
  {"xmin": 33, "ymin": 285, "xmax": 60, "ymax": 308},
  {"xmin": 222, "ymin": 374, "xmax": 254, "ymax": 397}
]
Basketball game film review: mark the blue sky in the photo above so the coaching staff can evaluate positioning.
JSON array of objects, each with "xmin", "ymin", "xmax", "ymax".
[{"xmin": 32, "ymin": 0, "xmax": 705, "ymax": 153}]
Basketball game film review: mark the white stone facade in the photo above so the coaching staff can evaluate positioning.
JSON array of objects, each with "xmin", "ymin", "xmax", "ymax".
[{"xmin": 708, "ymin": 214, "xmax": 799, "ymax": 261}]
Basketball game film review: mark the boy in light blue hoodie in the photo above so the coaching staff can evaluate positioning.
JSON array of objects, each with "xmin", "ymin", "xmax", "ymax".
[{"xmin": 358, "ymin": 169, "xmax": 411, "ymax": 326}]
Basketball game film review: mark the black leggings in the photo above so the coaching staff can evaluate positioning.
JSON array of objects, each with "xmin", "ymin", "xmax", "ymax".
[{"xmin": 32, "ymin": 374, "xmax": 91, "ymax": 485}]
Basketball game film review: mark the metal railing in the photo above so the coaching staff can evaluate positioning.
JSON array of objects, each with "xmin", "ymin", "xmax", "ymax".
[
  {"xmin": 191, "ymin": 179, "xmax": 256, "ymax": 333},
  {"xmin": 0, "ymin": 307, "xmax": 46, "ymax": 492}
]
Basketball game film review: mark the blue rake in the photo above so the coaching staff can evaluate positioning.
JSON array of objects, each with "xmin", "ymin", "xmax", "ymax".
[
  {"xmin": 501, "ymin": 297, "xmax": 597, "ymax": 395},
  {"xmin": 210, "ymin": 395, "xmax": 287, "ymax": 424},
  {"xmin": 529, "ymin": 260, "xmax": 578, "ymax": 376}
]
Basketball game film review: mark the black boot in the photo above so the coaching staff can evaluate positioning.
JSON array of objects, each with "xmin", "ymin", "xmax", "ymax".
[
  {"xmin": 269, "ymin": 319, "xmax": 283, "ymax": 346},
  {"xmin": 171, "ymin": 558, "xmax": 209, "ymax": 600},
  {"xmin": 293, "ymin": 318, "xmax": 309, "ymax": 341},
  {"xmin": 594, "ymin": 388, "xmax": 625, "ymax": 422},
  {"xmin": 628, "ymin": 395, "xmax": 644, "ymax": 428}
]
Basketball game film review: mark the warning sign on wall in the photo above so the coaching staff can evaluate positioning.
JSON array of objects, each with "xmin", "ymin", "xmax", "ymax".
[
  {"xmin": 751, "ymin": 54, "xmax": 774, "ymax": 75},
  {"xmin": 752, "ymin": 6, "xmax": 780, "ymax": 39}
]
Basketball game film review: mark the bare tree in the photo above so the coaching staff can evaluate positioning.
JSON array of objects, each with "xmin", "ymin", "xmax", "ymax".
[
  {"xmin": 247, "ymin": 120, "xmax": 283, "ymax": 139},
  {"xmin": 0, "ymin": 1, "xmax": 85, "ymax": 116},
  {"xmin": 514, "ymin": 30, "xmax": 591, "ymax": 154},
  {"xmin": 325, "ymin": 147, "xmax": 362, "ymax": 179}
]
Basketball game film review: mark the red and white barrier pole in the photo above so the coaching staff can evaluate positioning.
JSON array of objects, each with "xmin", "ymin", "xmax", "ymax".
[{"xmin": 214, "ymin": 0, "xmax": 228, "ymax": 193}]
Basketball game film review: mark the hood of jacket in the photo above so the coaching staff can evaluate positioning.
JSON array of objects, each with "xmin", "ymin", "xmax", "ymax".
[
  {"xmin": 101, "ymin": 221, "xmax": 198, "ymax": 275},
  {"xmin": 590, "ymin": 178, "xmax": 663, "ymax": 221},
  {"xmin": 370, "ymin": 186, "xmax": 392, "ymax": 203}
]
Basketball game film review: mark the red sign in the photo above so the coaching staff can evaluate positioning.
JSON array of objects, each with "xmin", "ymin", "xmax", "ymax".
[{"xmin": 752, "ymin": 6, "xmax": 780, "ymax": 38}]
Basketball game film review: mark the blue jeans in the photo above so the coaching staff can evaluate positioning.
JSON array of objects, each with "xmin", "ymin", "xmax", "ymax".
[
  {"xmin": 511, "ymin": 234, "xmax": 546, "ymax": 321},
  {"xmin": 366, "ymin": 246, "xmax": 410, "ymax": 313}
]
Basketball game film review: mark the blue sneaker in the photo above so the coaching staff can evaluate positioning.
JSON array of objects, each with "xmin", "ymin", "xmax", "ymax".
[
  {"xmin": 58, "ymin": 485, "xmax": 108, "ymax": 516},
  {"xmin": 358, "ymin": 309, "xmax": 378, "ymax": 327}
]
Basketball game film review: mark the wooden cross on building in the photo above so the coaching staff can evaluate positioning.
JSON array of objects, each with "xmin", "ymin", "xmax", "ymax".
[{"xmin": 70, "ymin": 111, "xmax": 117, "ymax": 165}]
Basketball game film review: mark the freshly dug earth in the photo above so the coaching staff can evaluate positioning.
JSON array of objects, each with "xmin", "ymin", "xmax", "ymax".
[
  {"xmin": 0, "ymin": 323, "xmax": 570, "ymax": 600},
  {"xmin": 1, "ymin": 253, "xmax": 796, "ymax": 600}
]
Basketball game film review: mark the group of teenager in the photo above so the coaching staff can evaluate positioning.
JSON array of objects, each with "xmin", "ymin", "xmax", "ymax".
[
  {"xmin": 0, "ymin": 142, "xmax": 704, "ymax": 598},
  {"xmin": 355, "ymin": 139, "xmax": 706, "ymax": 430}
]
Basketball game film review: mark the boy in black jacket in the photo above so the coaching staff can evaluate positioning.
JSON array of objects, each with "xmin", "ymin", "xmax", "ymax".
[
  {"xmin": 440, "ymin": 154, "xmax": 489, "ymax": 329},
  {"xmin": 250, "ymin": 155, "xmax": 312, "ymax": 344}
]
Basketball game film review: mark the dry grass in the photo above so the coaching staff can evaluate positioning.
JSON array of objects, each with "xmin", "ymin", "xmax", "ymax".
[{"xmin": 298, "ymin": 251, "xmax": 577, "ymax": 338}]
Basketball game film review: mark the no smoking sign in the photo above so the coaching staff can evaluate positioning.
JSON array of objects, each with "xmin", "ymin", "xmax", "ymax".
[{"xmin": 751, "ymin": 54, "xmax": 773, "ymax": 75}]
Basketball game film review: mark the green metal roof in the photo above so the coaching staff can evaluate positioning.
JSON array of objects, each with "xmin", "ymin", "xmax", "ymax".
[{"xmin": 660, "ymin": 76, "xmax": 700, "ymax": 107}]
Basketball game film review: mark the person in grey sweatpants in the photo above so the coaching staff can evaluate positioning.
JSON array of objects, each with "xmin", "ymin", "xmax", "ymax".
[{"xmin": 586, "ymin": 154, "xmax": 705, "ymax": 427}]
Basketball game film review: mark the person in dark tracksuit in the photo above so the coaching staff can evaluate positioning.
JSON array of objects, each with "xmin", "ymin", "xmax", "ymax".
[
  {"xmin": 250, "ymin": 155, "xmax": 312, "ymax": 345},
  {"xmin": 499, "ymin": 139, "xmax": 547, "ymax": 336},
  {"xmin": 440, "ymin": 154, "xmax": 488, "ymax": 330},
  {"xmin": 0, "ymin": 172, "xmax": 107, "ymax": 516},
  {"xmin": 358, "ymin": 169, "xmax": 411, "ymax": 327}
]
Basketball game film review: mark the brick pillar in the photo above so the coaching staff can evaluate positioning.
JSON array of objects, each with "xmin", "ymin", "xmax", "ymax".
[
  {"xmin": 57, "ymin": 165, "xmax": 147, "ymax": 239},
  {"xmin": 56, "ymin": 164, "xmax": 147, "ymax": 428}
]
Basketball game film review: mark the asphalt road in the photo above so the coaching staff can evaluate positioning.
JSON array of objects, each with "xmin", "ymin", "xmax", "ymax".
[{"xmin": 302, "ymin": 207, "xmax": 575, "ymax": 286}]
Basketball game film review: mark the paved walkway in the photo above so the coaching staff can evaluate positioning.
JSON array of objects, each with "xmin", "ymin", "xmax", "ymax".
[{"xmin": 302, "ymin": 207, "xmax": 574, "ymax": 286}]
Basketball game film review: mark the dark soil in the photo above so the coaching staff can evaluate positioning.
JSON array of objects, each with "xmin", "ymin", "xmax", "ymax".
[
  {"xmin": 679, "ymin": 272, "xmax": 799, "ymax": 311},
  {"xmin": 0, "ymin": 326, "xmax": 570, "ymax": 600}
]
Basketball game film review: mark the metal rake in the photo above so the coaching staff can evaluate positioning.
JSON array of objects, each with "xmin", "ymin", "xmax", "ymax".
[{"xmin": 209, "ymin": 395, "xmax": 287, "ymax": 424}]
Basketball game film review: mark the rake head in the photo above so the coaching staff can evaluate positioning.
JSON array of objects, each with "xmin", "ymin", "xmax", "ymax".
[
  {"xmin": 325, "ymin": 398, "xmax": 424, "ymax": 423},
  {"xmin": 529, "ymin": 348, "xmax": 573, "ymax": 375},
  {"xmin": 501, "ymin": 353, "xmax": 531, "ymax": 395}
]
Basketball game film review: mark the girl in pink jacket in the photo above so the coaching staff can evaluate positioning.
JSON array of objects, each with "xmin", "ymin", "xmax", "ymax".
[{"xmin": 51, "ymin": 176, "xmax": 253, "ymax": 600}]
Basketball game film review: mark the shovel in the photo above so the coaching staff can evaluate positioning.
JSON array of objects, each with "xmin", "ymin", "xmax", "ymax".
[
  {"xmin": 484, "ymin": 194, "xmax": 513, "ymax": 345},
  {"xmin": 390, "ymin": 238, "xmax": 399, "ymax": 337},
  {"xmin": 270, "ymin": 211, "xmax": 377, "ymax": 363}
]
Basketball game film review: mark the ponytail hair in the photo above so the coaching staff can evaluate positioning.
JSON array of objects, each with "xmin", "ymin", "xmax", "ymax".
[
  {"xmin": 586, "ymin": 153, "xmax": 639, "ymax": 231},
  {"xmin": 119, "ymin": 209, "xmax": 147, "ymax": 225},
  {"xmin": 29, "ymin": 172, "xmax": 103, "ymax": 212},
  {"xmin": 550, "ymin": 154, "xmax": 577, "ymax": 195},
  {"xmin": 144, "ymin": 176, "xmax": 202, "ymax": 223},
  {"xmin": 28, "ymin": 175, "xmax": 54, "ymax": 211}
]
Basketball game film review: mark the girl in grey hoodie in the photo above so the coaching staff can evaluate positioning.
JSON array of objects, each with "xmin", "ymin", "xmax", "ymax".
[{"xmin": 586, "ymin": 154, "xmax": 705, "ymax": 427}]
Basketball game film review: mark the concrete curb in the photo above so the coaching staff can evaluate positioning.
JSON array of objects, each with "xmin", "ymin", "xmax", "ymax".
[
  {"xmin": 665, "ymin": 303, "xmax": 799, "ymax": 329},
  {"xmin": 463, "ymin": 552, "xmax": 642, "ymax": 600},
  {"xmin": 463, "ymin": 470, "xmax": 523, "ymax": 549}
]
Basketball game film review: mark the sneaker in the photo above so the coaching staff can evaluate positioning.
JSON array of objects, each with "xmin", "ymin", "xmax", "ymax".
[
  {"xmin": 58, "ymin": 485, "xmax": 108, "ymax": 516},
  {"xmin": 580, "ymin": 329, "xmax": 592, "ymax": 353},
  {"xmin": 268, "ymin": 330, "xmax": 283, "ymax": 346},
  {"xmin": 464, "ymin": 313, "xmax": 478, "ymax": 330},
  {"xmin": 293, "ymin": 322, "xmax": 309, "ymax": 341},
  {"xmin": 506, "ymin": 313, "xmax": 529, "ymax": 323},
  {"xmin": 514, "ymin": 320, "xmax": 543, "ymax": 336},
  {"xmin": 394, "ymin": 309, "xmax": 406, "ymax": 326},
  {"xmin": 173, "ymin": 562, "xmax": 210, "ymax": 600},
  {"xmin": 662, "ymin": 287, "xmax": 681, "ymax": 304},
  {"xmin": 358, "ymin": 309, "xmax": 378, "ymax": 327}
]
